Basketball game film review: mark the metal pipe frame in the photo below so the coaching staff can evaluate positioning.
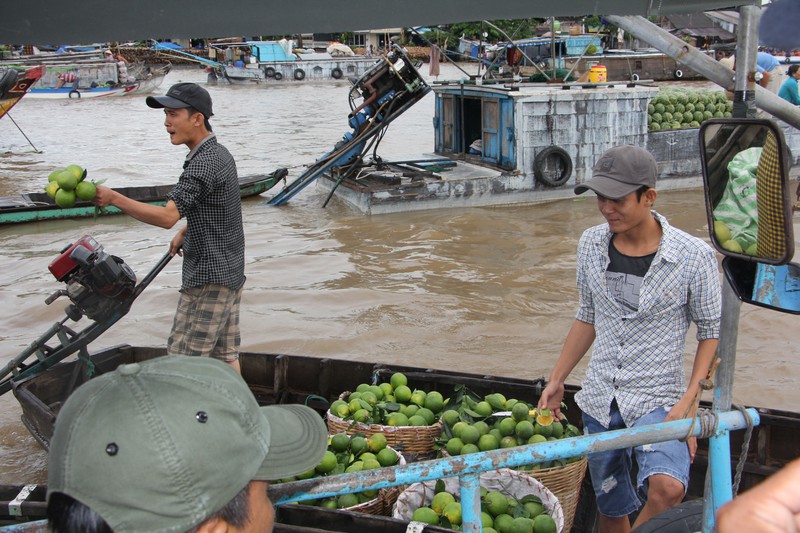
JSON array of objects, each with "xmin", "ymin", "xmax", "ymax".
[{"xmin": 271, "ymin": 409, "xmax": 759, "ymax": 532}]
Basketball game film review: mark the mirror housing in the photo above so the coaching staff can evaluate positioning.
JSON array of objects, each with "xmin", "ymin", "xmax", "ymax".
[{"xmin": 699, "ymin": 118, "xmax": 795, "ymax": 265}]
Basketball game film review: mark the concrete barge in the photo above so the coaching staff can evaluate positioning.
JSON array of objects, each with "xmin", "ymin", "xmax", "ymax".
[{"xmin": 319, "ymin": 81, "xmax": 800, "ymax": 214}]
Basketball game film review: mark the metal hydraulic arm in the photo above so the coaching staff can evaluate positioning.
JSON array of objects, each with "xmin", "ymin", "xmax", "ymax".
[{"xmin": 267, "ymin": 46, "xmax": 431, "ymax": 206}]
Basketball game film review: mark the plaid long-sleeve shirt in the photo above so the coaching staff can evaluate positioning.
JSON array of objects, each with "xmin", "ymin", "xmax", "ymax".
[
  {"xmin": 166, "ymin": 134, "xmax": 245, "ymax": 291},
  {"xmin": 573, "ymin": 212, "xmax": 721, "ymax": 428}
]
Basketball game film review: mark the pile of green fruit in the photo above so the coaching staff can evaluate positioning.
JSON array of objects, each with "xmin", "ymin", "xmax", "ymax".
[
  {"xmin": 439, "ymin": 391, "xmax": 582, "ymax": 470},
  {"xmin": 272, "ymin": 431, "xmax": 401, "ymax": 509},
  {"xmin": 44, "ymin": 164, "xmax": 98, "ymax": 208},
  {"xmin": 714, "ymin": 219, "xmax": 757, "ymax": 255},
  {"xmin": 410, "ymin": 482, "xmax": 558, "ymax": 533},
  {"xmin": 647, "ymin": 88, "xmax": 733, "ymax": 131},
  {"xmin": 329, "ymin": 372, "xmax": 447, "ymax": 427}
]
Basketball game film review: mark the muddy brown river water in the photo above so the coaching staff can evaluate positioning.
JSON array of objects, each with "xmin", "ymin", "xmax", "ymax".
[{"xmin": 0, "ymin": 64, "xmax": 797, "ymax": 483}]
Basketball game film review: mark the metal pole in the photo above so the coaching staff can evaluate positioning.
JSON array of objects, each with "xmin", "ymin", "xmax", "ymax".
[
  {"xmin": 701, "ymin": 8, "xmax": 759, "ymax": 530},
  {"xmin": 703, "ymin": 279, "xmax": 743, "ymax": 532},
  {"xmin": 732, "ymin": 5, "xmax": 761, "ymax": 118},
  {"xmin": 603, "ymin": 14, "xmax": 800, "ymax": 129},
  {"xmin": 459, "ymin": 472, "xmax": 482, "ymax": 532}
]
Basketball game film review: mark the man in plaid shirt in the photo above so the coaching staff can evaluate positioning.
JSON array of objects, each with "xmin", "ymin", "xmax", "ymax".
[
  {"xmin": 93, "ymin": 83, "xmax": 245, "ymax": 372},
  {"xmin": 538, "ymin": 145, "xmax": 721, "ymax": 533}
]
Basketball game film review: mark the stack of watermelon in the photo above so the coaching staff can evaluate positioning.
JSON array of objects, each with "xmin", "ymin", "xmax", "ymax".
[{"xmin": 648, "ymin": 88, "xmax": 733, "ymax": 131}]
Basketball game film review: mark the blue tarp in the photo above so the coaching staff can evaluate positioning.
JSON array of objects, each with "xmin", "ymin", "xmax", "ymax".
[{"xmin": 152, "ymin": 42, "xmax": 183, "ymax": 50}]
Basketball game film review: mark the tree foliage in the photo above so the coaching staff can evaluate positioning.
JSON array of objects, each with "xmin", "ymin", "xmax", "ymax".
[{"xmin": 421, "ymin": 19, "xmax": 541, "ymax": 48}]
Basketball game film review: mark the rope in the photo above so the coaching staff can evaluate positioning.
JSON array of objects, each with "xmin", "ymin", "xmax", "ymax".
[
  {"xmin": 695, "ymin": 408, "xmax": 719, "ymax": 439},
  {"xmin": 731, "ymin": 403, "xmax": 755, "ymax": 496},
  {"xmin": 683, "ymin": 357, "xmax": 720, "ymax": 441}
]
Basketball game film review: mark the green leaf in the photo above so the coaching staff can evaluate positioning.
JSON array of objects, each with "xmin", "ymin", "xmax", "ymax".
[
  {"xmin": 381, "ymin": 401, "xmax": 401, "ymax": 412},
  {"xmin": 520, "ymin": 495, "xmax": 542, "ymax": 505}
]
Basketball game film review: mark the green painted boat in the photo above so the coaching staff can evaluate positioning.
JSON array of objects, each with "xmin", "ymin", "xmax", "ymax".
[{"xmin": 0, "ymin": 169, "xmax": 287, "ymax": 225}]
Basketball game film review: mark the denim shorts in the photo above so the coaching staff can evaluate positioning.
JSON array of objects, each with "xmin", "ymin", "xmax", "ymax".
[{"xmin": 582, "ymin": 401, "xmax": 690, "ymax": 517}]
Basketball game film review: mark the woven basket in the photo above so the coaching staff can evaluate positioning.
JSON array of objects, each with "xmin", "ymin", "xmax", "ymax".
[
  {"xmin": 439, "ymin": 449, "xmax": 586, "ymax": 532},
  {"xmin": 326, "ymin": 410, "xmax": 442, "ymax": 461},
  {"xmin": 526, "ymin": 458, "xmax": 588, "ymax": 533},
  {"xmin": 392, "ymin": 468, "xmax": 565, "ymax": 533},
  {"xmin": 329, "ymin": 446, "xmax": 408, "ymax": 516}
]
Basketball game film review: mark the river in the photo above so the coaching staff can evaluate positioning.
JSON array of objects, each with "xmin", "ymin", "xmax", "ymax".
[{"xmin": 0, "ymin": 64, "xmax": 797, "ymax": 484}]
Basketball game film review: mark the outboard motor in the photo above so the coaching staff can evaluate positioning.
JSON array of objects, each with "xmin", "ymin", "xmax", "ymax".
[{"xmin": 46, "ymin": 235, "xmax": 137, "ymax": 322}]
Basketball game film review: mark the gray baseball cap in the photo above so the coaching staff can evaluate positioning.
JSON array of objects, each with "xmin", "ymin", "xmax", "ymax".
[
  {"xmin": 47, "ymin": 355, "xmax": 328, "ymax": 533},
  {"xmin": 574, "ymin": 145, "xmax": 658, "ymax": 199},
  {"xmin": 146, "ymin": 82, "xmax": 214, "ymax": 118}
]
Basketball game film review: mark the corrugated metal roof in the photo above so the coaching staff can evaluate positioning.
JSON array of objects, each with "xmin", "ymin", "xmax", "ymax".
[
  {"xmin": 666, "ymin": 13, "xmax": 736, "ymax": 39},
  {"xmin": 0, "ymin": 0, "xmax": 757, "ymax": 45}
]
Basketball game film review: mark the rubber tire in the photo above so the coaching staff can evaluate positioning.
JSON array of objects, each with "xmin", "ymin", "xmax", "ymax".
[
  {"xmin": 534, "ymin": 146, "xmax": 573, "ymax": 187},
  {"xmin": 631, "ymin": 499, "xmax": 703, "ymax": 533},
  {"xmin": 0, "ymin": 69, "xmax": 19, "ymax": 96},
  {"xmin": 293, "ymin": 68, "xmax": 306, "ymax": 81},
  {"xmin": 631, "ymin": 73, "xmax": 640, "ymax": 82},
  {"xmin": 273, "ymin": 72, "xmax": 283, "ymax": 81},
  {"xmin": 674, "ymin": 69, "xmax": 684, "ymax": 79},
  {"xmin": 331, "ymin": 67, "xmax": 343, "ymax": 80},
  {"xmin": 265, "ymin": 67, "xmax": 276, "ymax": 78},
  {"xmin": 68, "ymin": 90, "xmax": 81, "ymax": 99}
]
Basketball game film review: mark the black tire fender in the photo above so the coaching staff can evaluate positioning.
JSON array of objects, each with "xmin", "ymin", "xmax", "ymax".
[
  {"xmin": 0, "ymin": 69, "xmax": 19, "ymax": 96},
  {"xmin": 264, "ymin": 67, "xmax": 276, "ymax": 78},
  {"xmin": 273, "ymin": 72, "xmax": 283, "ymax": 80},
  {"xmin": 674, "ymin": 69, "xmax": 684, "ymax": 79},
  {"xmin": 331, "ymin": 67, "xmax": 343, "ymax": 79},
  {"xmin": 293, "ymin": 68, "xmax": 306, "ymax": 81},
  {"xmin": 631, "ymin": 499, "xmax": 703, "ymax": 533},
  {"xmin": 534, "ymin": 146, "xmax": 573, "ymax": 187},
  {"xmin": 68, "ymin": 89, "xmax": 81, "ymax": 99}
]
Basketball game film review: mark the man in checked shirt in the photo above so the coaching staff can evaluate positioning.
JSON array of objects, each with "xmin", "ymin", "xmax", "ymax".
[
  {"xmin": 94, "ymin": 83, "xmax": 245, "ymax": 372},
  {"xmin": 537, "ymin": 145, "xmax": 721, "ymax": 533}
]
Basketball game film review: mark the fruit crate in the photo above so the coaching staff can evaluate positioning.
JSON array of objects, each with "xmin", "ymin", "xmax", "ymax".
[{"xmin": 565, "ymin": 35, "xmax": 603, "ymax": 56}]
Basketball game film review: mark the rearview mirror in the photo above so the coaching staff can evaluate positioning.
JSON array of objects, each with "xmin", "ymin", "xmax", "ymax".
[
  {"xmin": 722, "ymin": 257, "xmax": 800, "ymax": 314},
  {"xmin": 699, "ymin": 118, "xmax": 794, "ymax": 265}
]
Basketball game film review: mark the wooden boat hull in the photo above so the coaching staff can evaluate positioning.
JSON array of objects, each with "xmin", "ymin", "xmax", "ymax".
[
  {"xmin": 0, "ymin": 171, "xmax": 285, "ymax": 225},
  {"xmin": 0, "ymin": 66, "xmax": 45, "ymax": 119},
  {"xmin": 0, "ymin": 491, "xmax": 453, "ymax": 532},
  {"xmin": 8, "ymin": 344, "xmax": 800, "ymax": 531}
]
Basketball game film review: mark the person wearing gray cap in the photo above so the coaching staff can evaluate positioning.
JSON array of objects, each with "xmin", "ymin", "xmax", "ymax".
[
  {"xmin": 537, "ymin": 145, "xmax": 721, "ymax": 533},
  {"xmin": 46, "ymin": 355, "xmax": 328, "ymax": 533},
  {"xmin": 93, "ymin": 83, "xmax": 246, "ymax": 371}
]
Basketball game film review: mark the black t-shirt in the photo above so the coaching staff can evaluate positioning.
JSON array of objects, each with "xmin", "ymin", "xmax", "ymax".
[{"xmin": 605, "ymin": 240, "xmax": 656, "ymax": 313}]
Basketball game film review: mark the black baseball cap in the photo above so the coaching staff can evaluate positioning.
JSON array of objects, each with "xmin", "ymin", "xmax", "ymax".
[
  {"xmin": 146, "ymin": 82, "xmax": 213, "ymax": 118},
  {"xmin": 574, "ymin": 145, "xmax": 657, "ymax": 200}
]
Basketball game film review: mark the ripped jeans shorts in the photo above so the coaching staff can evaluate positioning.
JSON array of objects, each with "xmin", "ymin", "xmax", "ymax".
[{"xmin": 582, "ymin": 400, "xmax": 690, "ymax": 517}]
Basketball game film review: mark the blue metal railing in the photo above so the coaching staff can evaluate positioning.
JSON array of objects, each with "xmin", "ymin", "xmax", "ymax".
[{"xmin": 270, "ymin": 408, "xmax": 758, "ymax": 532}]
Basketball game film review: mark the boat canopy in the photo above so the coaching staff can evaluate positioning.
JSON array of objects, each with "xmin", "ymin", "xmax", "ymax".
[{"xmin": 1, "ymin": 0, "xmax": 756, "ymax": 46}]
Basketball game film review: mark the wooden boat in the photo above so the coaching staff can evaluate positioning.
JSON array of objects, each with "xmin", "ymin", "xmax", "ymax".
[
  {"xmin": 0, "ymin": 170, "xmax": 286, "ymax": 225},
  {"xmin": 0, "ymin": 66, "xmax": 45, "ymax": 120},
  {"xmin": 4, "ymin": 343, "xmax": 797, "ymax": 531},
  {"xmin": 0, "ymin": 50, "xmax": 169, "ymax": 99}
]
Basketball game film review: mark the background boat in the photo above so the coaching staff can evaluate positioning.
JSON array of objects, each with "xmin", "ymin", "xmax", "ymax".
[
  {"xmin": 0, "ymin": 50, "xmax": 169, "ymax": 99},
  {"xmin": 0, "ymin": 170, "xmax": 286, "ymax": 225}
]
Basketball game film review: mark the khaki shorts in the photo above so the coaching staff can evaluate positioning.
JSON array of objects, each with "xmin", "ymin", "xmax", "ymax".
[{"xmin": 167, "ymin": 285, "xmax": 242, "ymax": 362}]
